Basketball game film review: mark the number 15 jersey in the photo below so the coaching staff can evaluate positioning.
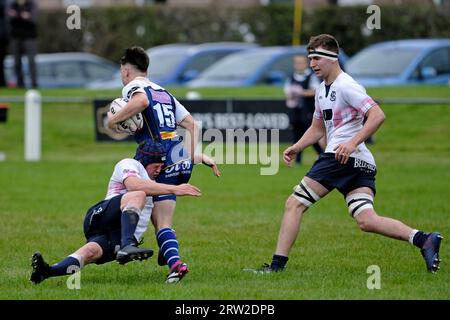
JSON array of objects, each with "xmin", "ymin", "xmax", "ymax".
[{"xmin": 122, "ymin": 77, "xmax": 190, "ymax": 144}]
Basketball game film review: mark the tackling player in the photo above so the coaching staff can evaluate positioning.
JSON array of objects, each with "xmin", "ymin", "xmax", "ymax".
[{"xmin": 30, "ymin": 142, "xmax": 201, "ymax": 285}]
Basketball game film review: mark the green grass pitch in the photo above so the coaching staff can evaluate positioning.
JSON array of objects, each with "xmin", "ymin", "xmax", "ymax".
[{"xmin": 0, "ymin": 86, "xmax": 449, "ymax": 299}]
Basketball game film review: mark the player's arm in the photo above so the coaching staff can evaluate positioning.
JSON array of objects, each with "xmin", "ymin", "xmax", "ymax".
[
  {"xmin": 107, "ymin": 92, "xmax": 148, "ymax": 130},
  {"xmin": 178, "ymin": 114, "xmax": 198, "ymax": 161},
  {"xmin": 193, "ymin": 153, "xmax": 221, "ymax": 177},
  {"xmin": 283, "ymin": 117, "xmax": 326, "ymax": 166},
  {"xmin": 350, "ymin": 104, "xmax": 384, "ymax": 148},
  {"xmin": 124, "ymin": 176, "xmax": 201, "ymax": 196},
  {"xmin": 334, "ymin": 104, "xmax": 385, "ymax": 164}
]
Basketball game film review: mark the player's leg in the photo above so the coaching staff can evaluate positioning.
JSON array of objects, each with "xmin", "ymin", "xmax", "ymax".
[
  {"xmin": 30, "ymin": 242, "xmax": 103, "ymax": 285},
  {"xmin": 349, "ymin": 187, "xmax": 413, "ymax": 239},
  {"xmin": 30, "ymin": 197, "xmax": 117, "ymax": 285},
  {"xmin": 152, "ymin": 150, "xmax": 192, "ymax": 282},
  {"xmin": 152, "ymin": 199, "xmax": 176, "ymax": 267},
  {"xmin": 152, "ymin": 199, "xmax": 189, "ymax": 283},
  {"xmin": 272, "ymin": 177, "xmax": 329, "ymax": 269},
  {"xmin": 24, "ymin": 39, "xmax": 38, "ymax": 88},
  {"xmin": 30, "ymin": 195, "xmax": 125, "ymax": 285},
  {"xmin": 119, "ymin": 190, "xmax": 146, "ymax": 248},
  {"xmin": 11, "ymin": 39, "xmax": 25, "ymax": 88},
  {"xmin": 152, "ymin": 199, "xmax": 176, "ymax": 231},
  {"xmin": 116, "ymin": 191, "xmax": 154, "ymax": 263},
  {"xmin": 85, "ymin": 194, "xmax": 152, "ymax": 264},
  {"xmin": 348, "ymin": 187, "xmax": 442, "ymax": 273},
  {"xmin": 247, "ymin": 176, "xmax": 330, "ymax": 273}
]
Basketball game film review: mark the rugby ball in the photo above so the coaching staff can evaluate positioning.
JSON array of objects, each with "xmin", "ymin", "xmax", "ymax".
[{"xmin": 109, "ymin": 98, "xmax": 143, "ymax": 134}]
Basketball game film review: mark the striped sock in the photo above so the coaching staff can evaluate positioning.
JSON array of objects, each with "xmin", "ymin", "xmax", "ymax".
[{"xmin": 156, "ymin": 228, "xmax": 180, "ymax": 269}]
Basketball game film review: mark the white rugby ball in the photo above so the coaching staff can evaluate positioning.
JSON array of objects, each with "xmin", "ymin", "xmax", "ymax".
[{"xmin": 109, "ymin": 98, "xmax": 143, "ymax": 134}]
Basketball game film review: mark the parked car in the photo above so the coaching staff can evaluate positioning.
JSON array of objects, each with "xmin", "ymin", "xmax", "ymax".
[
  {"xmin": 187, "ymin": 46, "xmax": 348, "ymax": 88},
  {"xmin": 87, "ymin": 42, "xmax": 258, "ymax": 89},
  {"xmin": 5, "ymin": 52, "xmax": 118, "ymax": 88},
  {"xmin": 346, "ymin": 39, "xmax": 450, "ymax": 87}
]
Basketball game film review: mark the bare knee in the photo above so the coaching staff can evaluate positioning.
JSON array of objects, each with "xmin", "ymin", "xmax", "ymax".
[
  {"xmin": 79, "ymin": 242, "xmax": 103, "ymax": 263},
  {"xmin": 285, "ymin": 196, "xmax": 306, "ymax": 215}
]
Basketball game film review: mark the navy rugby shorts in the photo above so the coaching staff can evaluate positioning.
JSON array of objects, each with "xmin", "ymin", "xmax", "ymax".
[
  {"xmin": 154, "ymin": 139, "xmax": 193, "ymax": 202},
  {"xmin": 83, "ymin": 194, "xmax": 124, "ymax": 264},
  {"xmin": 305, "ymin": 153, "xmax": 377, "ymax": 196}
]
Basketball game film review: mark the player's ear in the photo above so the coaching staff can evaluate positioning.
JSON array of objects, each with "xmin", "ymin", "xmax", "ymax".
[
  {"xmin": 121, "ymin": 64, "xmax": 129, "ymax": 76},
  {"xmin": 123, "ymin": 66, "xmax": 129, "ymax": 77}
]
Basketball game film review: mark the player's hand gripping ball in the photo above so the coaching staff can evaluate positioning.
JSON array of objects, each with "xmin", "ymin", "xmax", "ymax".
[{"xmin": 109, "ymin": 98, "xmax": 143, "ymax": 134}]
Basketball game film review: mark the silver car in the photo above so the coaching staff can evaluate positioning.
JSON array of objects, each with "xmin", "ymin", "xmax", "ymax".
[{"xmin": 5, "ymin": 52, "xmax": 118, "ymax": 88}]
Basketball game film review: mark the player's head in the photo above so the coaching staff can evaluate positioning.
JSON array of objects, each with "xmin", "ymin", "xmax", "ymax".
[
  {"xmin": 134, "ymin": 141, "xmax": 166, "ymax": 179},
  {"xmin": 307, "ymin": 34, "xmax": 341, "ymax": 79},
  {"xmin": 120, "ymin": 46, "xmax": 149, "ymax": 85}
]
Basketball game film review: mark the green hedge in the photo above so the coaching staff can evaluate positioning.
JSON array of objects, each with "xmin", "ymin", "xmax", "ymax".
[{"xmin": 35, "ymin": 4, "xmax": 450, "ymax": 62}]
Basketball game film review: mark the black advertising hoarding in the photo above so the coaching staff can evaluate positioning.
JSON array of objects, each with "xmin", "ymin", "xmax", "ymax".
[{"xmin": 93, "ymin": 99, "xmax": 292, "ymax": 142}]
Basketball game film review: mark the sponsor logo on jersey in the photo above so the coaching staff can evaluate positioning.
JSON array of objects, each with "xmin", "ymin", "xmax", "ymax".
[
  {"xmin": 164, "ymin": 160, "xmax": 192, "ymax": 174},
  {"xmin": 323, "ymin": 109, "xmax": 333, "ymax": 121}
]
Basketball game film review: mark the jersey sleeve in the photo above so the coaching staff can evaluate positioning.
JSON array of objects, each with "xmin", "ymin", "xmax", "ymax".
[
  {"xmin": 342, "ymin": 82, "xmax": 378, "ymax": 115},
  {"xmin": 122, "ymin": 80, "xmax": 147, "ymax": 101},
  {"xmin": 173, "ymin": 96, "xmax": 190, "ymax": 124}
]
